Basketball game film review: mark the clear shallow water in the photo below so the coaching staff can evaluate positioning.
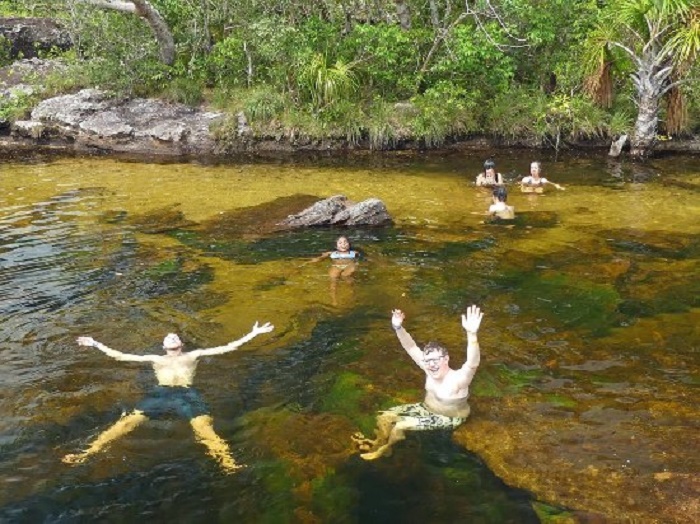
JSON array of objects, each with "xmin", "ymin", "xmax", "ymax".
[{"xmin": 0, "ymin": 151, "xmax": 698, "ymax": 522}]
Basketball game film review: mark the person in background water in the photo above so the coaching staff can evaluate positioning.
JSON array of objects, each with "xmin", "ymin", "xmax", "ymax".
[
  {"xmin": 63, "ymin": 322, "xmax": 274, "ymax": 473},
  {"xmin": 352, "ymin": 305, "xmax": 484, "ymax": 460},
  {"xmin": 475, "ymin": 159, "xmax": 504, "ymax": 187},
  {"xmin": 521, "ymin": 161, "xmax": 565, "ymax": 192},
  {"xmin": 488, "ymin": 186, "xmax": 515, "ymax": 220}
]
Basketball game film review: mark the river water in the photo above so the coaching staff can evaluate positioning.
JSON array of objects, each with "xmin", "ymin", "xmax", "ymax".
[{"xmin": 0, "ymin": 151, "xmax": 698, "ymax": 522}]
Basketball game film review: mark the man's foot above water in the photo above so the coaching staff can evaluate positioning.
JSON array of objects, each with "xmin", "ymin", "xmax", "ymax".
[{"xmin": 351, "ymin": 432, "xmax": 376, "ymax": 452}]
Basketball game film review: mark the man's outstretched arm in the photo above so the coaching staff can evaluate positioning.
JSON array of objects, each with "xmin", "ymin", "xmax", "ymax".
[
  {"xmin": 76, "ymin": 337, "xmax": 158, "ymax": 362},
  {"xmin": 458, "ymin": 305, "xmax": 483, "ymax": 384},
  {"xmin": 188, "ymin": 321, "xmax": 274, "ymax": 358},
  {"xmin": 391, "ymin": 310, "xmax": 424, "ymax": 368}
]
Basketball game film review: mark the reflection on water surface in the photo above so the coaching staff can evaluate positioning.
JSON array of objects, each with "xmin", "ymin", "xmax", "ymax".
[{"xmin": 0, "ymin": 152, "xmax": 698, "ymax": 522}]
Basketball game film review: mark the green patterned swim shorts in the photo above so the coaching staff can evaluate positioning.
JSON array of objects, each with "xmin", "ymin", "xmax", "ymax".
[{"xmin": 382, "ymin": 402, "xmax": 468, "ymax": 430}]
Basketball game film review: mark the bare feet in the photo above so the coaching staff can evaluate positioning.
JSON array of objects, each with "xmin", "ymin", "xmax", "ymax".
[
  {"xmin": 360, "ymin": 445, "xmax": 393, "ymax": 461},
  {"xmin": 351, "ymin": 432, "xmax": 376, "ymax": 452},
  {"xmin": 353, "ymin": 432, "xmax": 395, "ymax": 460}
]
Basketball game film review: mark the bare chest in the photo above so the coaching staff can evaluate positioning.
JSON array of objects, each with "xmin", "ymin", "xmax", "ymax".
[
  {"xmin": 152, "ymin": 355, "xmax": 198, "ymax": 386},
  {"xmin": 425, "ymin": 373, "xmax": 467, "ymax": 400}
]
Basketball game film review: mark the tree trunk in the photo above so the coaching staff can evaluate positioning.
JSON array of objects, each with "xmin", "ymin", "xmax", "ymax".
[
  {"xmin": 608, "ymin": 134, "xmax": 627, "ymax": 157},
  {"xmin": 395, "ymin": 0, "xmax": 411, "ymax": 30},
  {"xmin": 628, "ymin": 48, "xmax": 673, "ymax": 160},
  {"xmin": 428, "ymin": 0, "xmax": 440, "ymax": 29},
  {"xmin": 77, "ymin": 0, "xmax": 175, "ymax": 65},
  {"xmin": 630, "ymin": 90, "xmax": 659, "ymax": 160},
  {"xmin": 132, "ymin": 0, "xmax": 174, "ymax": 65}
]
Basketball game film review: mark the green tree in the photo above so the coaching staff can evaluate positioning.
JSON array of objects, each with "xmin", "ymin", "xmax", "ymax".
[{"xmin": 584, "ymin": 0, "xmax": 700, "ymax": 159}]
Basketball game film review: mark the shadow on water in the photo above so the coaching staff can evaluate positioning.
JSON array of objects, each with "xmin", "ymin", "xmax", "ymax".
[
  {"xmin": 603, "ymin": 227, "xmax": 700, "ymax": 260},
  {"xmin": 0, "ymin": 461, "xmax": 227, "ymax": 522},
  {"xmin": 348, "ymin": 432, "xmax": 541, "ymax": 523},
  {"xmin": 0, "ymin": 438, "xmax": 545, "ymax": 524},
  {"xmin": 155, "ymin": 197, "xmax": 389, "ymax": 264},
  {"xmin": 0, "ymin": 189, "xmax": 112, "ymax": 320}
]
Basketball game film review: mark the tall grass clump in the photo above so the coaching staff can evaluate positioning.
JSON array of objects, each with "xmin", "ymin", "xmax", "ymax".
[
  {"xmin": 297, "ymin": 54, "xmax": 358, "ymax": 111},
  {"xmin": 487, "ymin": 88, "xmax": 546, "ymax": 139},
  {"xmin": 488, "ymin": 88, "xmax": 613, "ymax": 148},
  {"xmin": 409, "ymin": 82, "xmax": 479, "ymax": 147},
  {"xmin": 365, "ymin": 97, "xmax": 401, "ymax": 150}
]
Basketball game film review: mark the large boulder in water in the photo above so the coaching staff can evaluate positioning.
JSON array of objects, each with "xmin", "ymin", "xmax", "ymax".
[
  {"xmin": 331, "ymin": 197, "xmax": 392, "ymax": 226},
  {"xmin": 278, "ymin": 195, "xmax": 392, "ymax": 228}
]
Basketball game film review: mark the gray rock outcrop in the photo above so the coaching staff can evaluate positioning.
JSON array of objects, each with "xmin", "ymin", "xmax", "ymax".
[
  {"xmin": 11, "ymin": 88, "xmax": 224, "ymax": 156},
  {"xmin": 0, "ymin": 57, "xmax": 66, "ymax": 100},
  {"xmin": 0, "ymin": 18, "xmax": 71, "ymax": 59},
  {"xmin": 279, "ymin": 195, "xmax": 392, "ymax": 228}
]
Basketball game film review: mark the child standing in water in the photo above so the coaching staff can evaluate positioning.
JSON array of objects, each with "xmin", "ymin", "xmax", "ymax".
[
  {"xmin": 488, "ymin": 186, "xmax": 515, "ymax": 220},
  {"xmin": 475, "ymin": 159, "xmax": 505, "ymax": 187},
  {"xmin": 521, "ymin": 161, "xmax": 565, "ymax": 192}
]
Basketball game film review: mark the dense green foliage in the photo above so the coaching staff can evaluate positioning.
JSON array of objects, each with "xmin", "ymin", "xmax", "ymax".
[{"xmin": 1, "ymin": 0, "xmax": 699, "ymax": 149}]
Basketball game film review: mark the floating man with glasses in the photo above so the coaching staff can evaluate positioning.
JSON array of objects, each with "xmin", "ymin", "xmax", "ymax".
[
  {"xmin": 353, "ymin": 305, "xmax": 483, "ymax": 460},
  {"xmin": 63, "ymin": 322, "xmax": 274, "ymax": 473}
]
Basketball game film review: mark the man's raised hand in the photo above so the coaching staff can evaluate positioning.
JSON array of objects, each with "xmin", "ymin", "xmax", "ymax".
[
  {"xmin": 252, "ymin": 321, "xmax": 274, "ymax": 335},
  {"xmin": 391, "ymin": 309, "xmax": 405, "ymax": 329},
  {"xmin": 77, "ymin": 336, "xmax": 95, "ymax": 347},
  {"xmin": 461, "ymin": 305, "xmax": 483, "ymax": 334}
]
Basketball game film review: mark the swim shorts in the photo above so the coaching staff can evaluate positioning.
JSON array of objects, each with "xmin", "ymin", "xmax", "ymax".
[
  {"xmin": 135, "ymin": 385, "xmax": 210, "ymax": 420},
  {"xmin": 382, "ymin": 402, "xmax": 468, "ymax": 430}
]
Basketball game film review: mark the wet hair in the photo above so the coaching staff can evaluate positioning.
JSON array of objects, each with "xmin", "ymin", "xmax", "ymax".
[
  {"xmin": 423, "ymin": 341, "xmax": 449, "ymax": 357},
  {"xmin": 492, "ymin": 186, "xmax": 508, "ymax": 202},
  {"xmin": 483, "ymin": 159, "xmax": 496, "ymax": 171}
]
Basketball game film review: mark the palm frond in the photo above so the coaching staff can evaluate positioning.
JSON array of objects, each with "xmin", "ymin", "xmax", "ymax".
[{"xmin": 667, "ymin": 8, "xmax": 700, "ymax": 68}]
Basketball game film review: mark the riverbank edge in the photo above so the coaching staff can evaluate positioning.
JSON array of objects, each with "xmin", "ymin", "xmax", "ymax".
[{"xmin": 2, "ymin": 129, "xmax": 700, "ymax": 161}]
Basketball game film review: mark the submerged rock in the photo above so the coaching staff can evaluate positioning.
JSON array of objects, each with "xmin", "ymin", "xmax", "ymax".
[
  {"xmin": 278, "ymin": 195, "xmax": 392, "ymax": 228},
  {"xmin": 455, "ymin": 307, "xmax": 700, "ymax": 523}
]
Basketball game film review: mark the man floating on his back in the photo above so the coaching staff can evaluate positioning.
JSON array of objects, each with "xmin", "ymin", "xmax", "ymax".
[{"xmin": 63, "ymin": 322, "xmax": 274, "ymax": 473}]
